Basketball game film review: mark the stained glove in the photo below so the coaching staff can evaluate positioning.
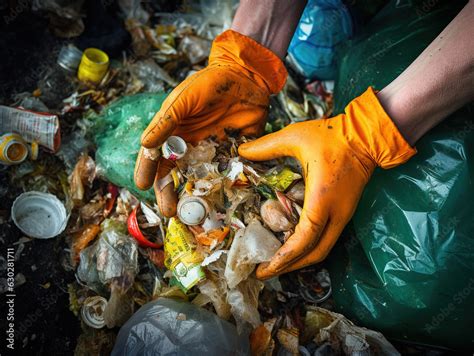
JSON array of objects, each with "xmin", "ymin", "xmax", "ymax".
[
  {"xmin": 239, "ymin": 87, "xmax": 417, "ymax": 279},
  {"xmin": 134, "ymin": 30, "xmax": 287, "ymax": 216}
]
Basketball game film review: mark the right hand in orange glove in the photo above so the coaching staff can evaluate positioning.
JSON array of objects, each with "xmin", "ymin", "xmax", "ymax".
[
  {"xmin": 239, "ymin": 87, "xmax": 417, "ymax": 280},
  {"xmin": 134, "ymin": 30, "xmax": 287, "ymax": 217}
]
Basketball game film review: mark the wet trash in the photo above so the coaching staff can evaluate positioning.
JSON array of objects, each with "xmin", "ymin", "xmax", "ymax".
[
  {"xmin": 164, "ymin": 217, "xmax": 206, "ymax": 291},
  {"xmin": 57, "ymin": 44, "xmax": 83, "ymax": 73},
  {"xmin": 11, "ymin": 191, "xmax": 68, "ymax": 239},
  {"xmin": 225, "ymin": 219, "xmax": 281, "ymax": 289},
  {"xmin": 77, "ymin": 48, "xmax": 110, "ymax": 85},
  {"xmin": 127, "ymin": 203, "xmax": 163, "ymax": 248},
  {"xmin": 0, "ymin": 106, "xmax": 61, "ymax": 152},
  {"xmin": 303, "ymin": 307, "xmax": 400, "ymax": 355},
  {"xmin": 0, "ymin": 133, "xmax": 29, "ymax": 165},
  {"xmin": 77, "ymin": 219, "xmax": 138, "ymax": 293},
  {"xmin": 81, "ymin": 296, "xmax": 107, "ymax": 329}
]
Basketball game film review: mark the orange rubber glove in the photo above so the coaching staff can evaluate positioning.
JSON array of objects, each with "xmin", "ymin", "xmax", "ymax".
[
  {"xmin": 239, "ymin": 87, "xmax": 417, "ymax": 279},
  {"xmin": 134, "ymin": 30, "xmax": 287, "ymax": 216}
]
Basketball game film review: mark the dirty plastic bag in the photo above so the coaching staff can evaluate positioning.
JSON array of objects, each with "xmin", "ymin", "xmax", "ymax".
[
  {"xmin": 227, "ymin": 277, "xmax": 264, "ymax": 329},
  {"xmin": 303, "ymin": 307, "xmax": 400, "ymax": 355},
  {"xmin": 225, "ymin": 219, "xmax": 281, "ymax": 288},
  {"xmin": 329, "ymin": 0, "xmax": 474, "ymax": 350},
  {"xmin": 93, "ymin": 93, "xmax": 168, "ymax": 202},
  {"xmin": 112, "ymin": 298, "xmax": 250, "ymax": 356},
  {"xmin": 77, "ymin": 219, "xmax": 138, "ymax": 294},
  {"xmin": 287, "ymin": 0, "xmax": 353, "ymax": 80}
]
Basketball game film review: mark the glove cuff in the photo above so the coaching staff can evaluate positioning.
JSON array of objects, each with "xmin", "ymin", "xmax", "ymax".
[
  {"xmin": 209, "ymin": 30, "xmax": 287, "ymax": 94},
  {"xmin": 346, "ymin": 87, "xmax": 417, "ymax": 169}
]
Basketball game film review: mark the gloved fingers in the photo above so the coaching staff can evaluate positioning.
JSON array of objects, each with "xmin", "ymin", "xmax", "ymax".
[
  {"xmin": 256, "ymin": 175, "xmax": 330, "ymax": 280},
  {"xmin": 134, "ymin": 146, "xmax": 160, "ymax": 190},
  {"xmin": 238, "ymin": 128, "xmax": 296, "ymax": 161},
  {"xmin": 141, "ymin": 107, "xmax": 178, "ymax": 149},
  {"xmin": 256, "ymin": 209, "xmax": 328, "ymax": 280},
  {"xmin": 153, "ymin": 158, "xmax": 178, "ymax": 218},
  {"xmin": 276, "ymin": 218, "xmax": 346, "ymax": 275}
]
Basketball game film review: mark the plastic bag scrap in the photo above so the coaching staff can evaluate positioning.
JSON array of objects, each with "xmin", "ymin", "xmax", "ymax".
[
  {"xmin": 93, "ymin": 93, "xmax": 168, "ymax": 202},
  {"xmin": 302, "ymin": 307, "xmax": 399, "ymax": 355},
  {"xmin": 129, "ymin": 59, "xmax": 178, "ymax": 92},
  {"xmin": 225, "ymin": 219, "xmax": 281, "ymax": 289},
  {"xmin": 77, "ymin": 219, "xmax": 138, "ymax": 295},
  {"xmin": 69, "ymin": 154, "xmax": 96, "ymax": 204},
  {"xmin": 287, "ymin": 0, "xmax": 353, "ymax": 80},
  {"xmin": 112, "ymin": 298, "xmax": 250, "ymax": 356}
]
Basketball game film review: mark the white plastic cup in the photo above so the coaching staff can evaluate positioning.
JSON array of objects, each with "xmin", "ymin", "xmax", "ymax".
[
  {"xmin": 162, "ymin": 136, "xmax": 187, "ymax": 161},
  {"xmin": 11, "ymin": 192, "xmax": 68, "ymax": 239}
]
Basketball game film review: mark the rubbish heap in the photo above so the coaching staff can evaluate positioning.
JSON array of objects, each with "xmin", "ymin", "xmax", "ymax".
[{"xmin": 1, "ymin": 2, "xmax": 399, "ymax": 355}]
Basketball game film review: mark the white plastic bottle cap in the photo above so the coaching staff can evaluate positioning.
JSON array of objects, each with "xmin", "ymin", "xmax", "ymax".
[{"xmin": 177, "ymin": 197, "xmax": 208, "ymax": 225}]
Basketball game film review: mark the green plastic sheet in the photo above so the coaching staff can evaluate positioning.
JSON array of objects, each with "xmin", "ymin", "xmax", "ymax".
[
  {"xmin": 329, "ymin": 0, "xmax": 473, "ymax": 350},
  {"xmin": 93, "ymin": 93, "xmax": 168, "ymax": 202}
]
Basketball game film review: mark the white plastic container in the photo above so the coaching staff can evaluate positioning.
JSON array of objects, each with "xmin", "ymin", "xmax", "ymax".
[
  {"xmin": 162, "ymin": 136, "xmax": 187, "ymax": 161},
  {"xmin": 11, "ymin": 191, "xmax": 68, "ymax": 239}
]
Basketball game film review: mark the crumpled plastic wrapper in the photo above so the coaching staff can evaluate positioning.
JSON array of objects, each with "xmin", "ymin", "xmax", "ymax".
[
  {"xmin": 225, "ymin": 219, "xmax": 281, "ymax": 289},
  {"xmin": 77, "ymin": 219, "xmax": 138, "ymax": 295},
  {"xmin": 303, "ymin": 307, "xmax": 400, "ymax": 355}
]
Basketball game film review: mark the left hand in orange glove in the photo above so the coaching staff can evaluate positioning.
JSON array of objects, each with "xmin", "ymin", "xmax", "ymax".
[
  {"xmin": 238, "ymin": 87, "xmax": 417, "ymax": 279},
  {"xmin": 134, "ymin": 30, "xmax": 287, "ymax": 217}
]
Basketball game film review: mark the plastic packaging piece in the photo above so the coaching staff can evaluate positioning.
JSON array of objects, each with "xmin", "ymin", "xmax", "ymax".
[
  {"xmin": 93, "ymin": 93, "xmax": 168, "ymax": 202},
  {"xmin": 287, "ymin": 0, "xmax": 353, "ymax": 80},
  {"xmin": 162, "ymin": 135, "xmax": 187, "ymax": 161},
  {"xmin": 227, "ymin": 277, "xmax": 264, "ymax": 329},
  {"xmin": 178, "ymin": 35, "xmax": 211, "ymax": 65},
  {"xmin": 81, "ymin": 296, "xmax": 107, "ymax": 329},
  {"xmin": 0, "ymin": 133, "xmax": 28, "ymax": 165},
  {"xmin": 111, "ymin": 298, "xmax": 250, "ymax": 355},
  {"xmin": 329, "ymin": 0, "xmax": 474, "ymax": 349},
  {"xmin": 57, "ymin": 44, "xmax": 83, "ymax": 73},
  {"xmin": 77, "ymin": 219, "xmax": 138, "ymax": 294},
  {"xmin": 17, "ymin": 95, "xmax": 49, "ymax": 113},
  {"xmin": 69, "ymin": 154, "xmax": 96, "ymax": 204},
  {"xmin": 177, "ymin": 196, "xmax": 209, "ymax": 226},
  {"xmin": 129, "ymin": 59, "xmax": 177, "ymax": 92},
  {"xmin": 11, "ymin": 191, "xmax": 68, "ymax": 239},
  {"xmin": 164, "ymin": 218, "xmax": 205, "ymax": 291},
  {"xmin": 0, "ymin": 106, "xmax": 60, "ymax": 152},
  {"xmin": 225, "ymin": 219, "xmax": 281, "ymax": 289},
  {"xmin": 127, "ymin": 205, "xmax": 163, "ymax": 248},
  {"xmin": 303, "ymin": 307, "xmax": 399, "ymax": 355},
  {"xmin": 56, "ymin": 130, "xmax": 91, "ymax": 171},
  {"xmin": 78, "ymin": 48, "xmax": 110, "ymax": 85}
]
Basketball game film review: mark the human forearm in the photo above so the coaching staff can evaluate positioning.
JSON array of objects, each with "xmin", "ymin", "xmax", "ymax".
[
  {"xmin": 377, "ymin": 1, "xmax": 474, "ymax": 146},
  {"xmin": 231, "ymin": 0, "xmax": 307, "ymax": 59}
]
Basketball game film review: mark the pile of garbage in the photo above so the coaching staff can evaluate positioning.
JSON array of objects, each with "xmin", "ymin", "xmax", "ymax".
[{"xmin": 1, "ymin": 2, "xmax": 399, "ymax": 355}]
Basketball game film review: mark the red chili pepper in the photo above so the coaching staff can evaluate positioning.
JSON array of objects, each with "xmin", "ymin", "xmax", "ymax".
[{"xmin": 127, "ymin": 206, "xmax": 162, "ymax": 248}]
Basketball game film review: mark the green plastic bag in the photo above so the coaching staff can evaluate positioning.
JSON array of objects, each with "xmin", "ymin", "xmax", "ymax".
[
  {"xmin": 329, "ymin": 0, "xmax": 474, "ymax": 350},
  {"xmin": 93, "ymin": 93, "xmax": 168, "ymax": 202}
]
